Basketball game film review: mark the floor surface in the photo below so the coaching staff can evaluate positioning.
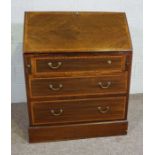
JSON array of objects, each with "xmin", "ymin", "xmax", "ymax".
[{"xmin": 12, "ymin": 94, "xmax": 143, "ymax": 155}]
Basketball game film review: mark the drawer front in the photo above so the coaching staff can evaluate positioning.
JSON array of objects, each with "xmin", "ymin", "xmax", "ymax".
[
  {"xmin": 30, "ymin": 72, "xmax": 128, "ymax": 98},
  {"xmin": 31, "ymin": 55, "xmax": 126, "ymax": 75},
  {"xmin": 32, "ymin": 96, "xmax": 126, "ymax": 125}
]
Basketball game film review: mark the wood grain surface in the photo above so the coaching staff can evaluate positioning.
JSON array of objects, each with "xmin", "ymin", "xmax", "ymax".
[{"xmin": 24, "ymin": 12, "xmax": 132, "ymax": 53}]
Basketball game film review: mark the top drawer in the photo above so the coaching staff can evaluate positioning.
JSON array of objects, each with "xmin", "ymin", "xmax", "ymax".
[{"xmin": 30, "ymin": 55, "xmax": 126, "ymax": 76}]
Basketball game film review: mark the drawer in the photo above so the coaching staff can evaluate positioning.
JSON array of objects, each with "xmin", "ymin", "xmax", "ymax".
[
  {"xmin": 29, "ymin": 72, "xmax": 128, "ymax": 98},
  {"xmin": 32, "ymin": 96, "xmax": 126, "ymax": 125},
  {"xmin": 31, "ymin": 55, "xmax": 126, "ymax": 76}
]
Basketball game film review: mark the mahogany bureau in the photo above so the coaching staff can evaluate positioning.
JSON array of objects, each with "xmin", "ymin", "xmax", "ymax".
[{"xmin": 23, "ymin": 12, "xmax": 132, "ymax": 143}]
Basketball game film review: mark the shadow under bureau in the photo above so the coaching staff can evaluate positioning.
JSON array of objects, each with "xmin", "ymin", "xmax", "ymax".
[{"xmin": 23, "ymin": 12, "xmax": 132, "ymax": 143}]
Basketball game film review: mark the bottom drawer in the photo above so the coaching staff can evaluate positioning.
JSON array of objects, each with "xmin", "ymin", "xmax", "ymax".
[{"xmin": 31, "ymin": 96, "xmax": 126, "ymax": 125}]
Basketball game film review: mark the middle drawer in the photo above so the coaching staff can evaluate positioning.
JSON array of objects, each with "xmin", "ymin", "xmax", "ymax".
[{"xmin": 29, "ymin": 72, "xmax": 127, "ymax": 98}]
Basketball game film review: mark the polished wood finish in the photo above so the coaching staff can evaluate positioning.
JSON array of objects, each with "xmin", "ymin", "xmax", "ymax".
[
  {"xmin": 29, "ymin": 121, "xmax": 128, "ymax": 143},
  {"xmin": 24, "ymin": 12, "xmax": 132, "ymax": 53},
  {"xmin": 23, "ymin": 12, "xmax": 132, "ymax": 143}
]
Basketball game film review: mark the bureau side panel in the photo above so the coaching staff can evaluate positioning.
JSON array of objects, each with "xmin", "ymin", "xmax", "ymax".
[
  {"xmin": 23, "ymin": 54, "xmax": 33, "ymax": 125},
  {"xmin": 124, "ymin": 51, "xmax": 132, "ymax": 119}
]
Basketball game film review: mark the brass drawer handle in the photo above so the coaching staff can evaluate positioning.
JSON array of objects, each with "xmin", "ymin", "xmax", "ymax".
[
  {"xmin": 50, "ymin": 109, "xmax": 63, "ymax": 116},
  {"xmin": 49, "ymin": 84, "xmax": 63, "ymax": 91},
  {"xmin": 48, "ymin": 62, "xmax": 62, "ymax": 69},
  {"xmin": 98, "ymin": 81, "xmax": 111, "ymax": 89},
  {"xmin": 107, "ymin": 60, "xmax": 112, "ymax": 64},
  {"xmin": 98, "ymin": 106, "xmax": 110, "ymax": 114}
]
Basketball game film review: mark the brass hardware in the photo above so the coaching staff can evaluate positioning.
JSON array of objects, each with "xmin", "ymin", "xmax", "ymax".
[
  {"xmin": 49, "ymin": 84, "xmax": 63, "ymax": 91},
  {"xmin": 98, "ymin": 81, "xmax": 111, "ymax": 89},
  {"xmin": 50, "ymin": 109, "xmax": 63, "ymax": 116},
  {"xmin": 97, "ymin": 106, "xmax": 110, "ymax": 114},
  {"xmin": 48, "ymin": 62, "xmax": 62, "ymax": 69},
  {"xmin": 27, "ymin": 64, "xmax": 31, "ymax": 68},
  {"xmin": 26, "ymin": 64, "xmax": 31, "ymax": 74},
  {"xmin": 107, "ymin": 60, "xmax": 112, "ymax": 64}
]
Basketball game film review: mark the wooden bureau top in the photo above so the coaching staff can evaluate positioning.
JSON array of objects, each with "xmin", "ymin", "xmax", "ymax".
[{"xmin": 24, "ymin": 12, "xmax": 132, "ymax": 53}]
